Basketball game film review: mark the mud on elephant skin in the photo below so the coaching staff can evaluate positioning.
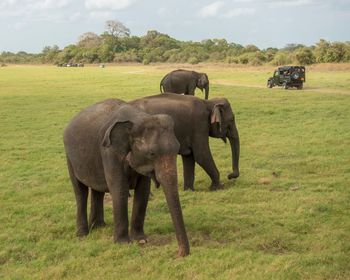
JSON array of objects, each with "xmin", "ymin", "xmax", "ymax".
[
  {"xmin": 129, "ymin": 94, "xmax": 240, "ymax": 191},
  {"xmin": 160, "ymin": 69, "xmax": 209, "ymax": 100},
  {"xmin": 63, "ymin": 98, "xmax": 190, "ymax": 257}
]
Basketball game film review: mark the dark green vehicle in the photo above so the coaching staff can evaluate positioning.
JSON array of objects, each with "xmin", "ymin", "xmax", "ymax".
[{"xmin": 267, "ymin": 66, "xmax": 305, "ymax": 90}]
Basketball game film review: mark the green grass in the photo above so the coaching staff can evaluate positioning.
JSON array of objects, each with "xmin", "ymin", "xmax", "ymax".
[{"xmin": 1, "ymin": 64, "xmax": 350, "ymax": 279}]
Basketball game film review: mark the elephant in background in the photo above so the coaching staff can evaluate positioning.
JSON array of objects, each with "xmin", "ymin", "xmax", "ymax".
[
  {"xmin": 130, "ymin": 94, "xmax": 240, "ymax": 191},
  {"xmin": 160, "ymin": 69, "xmax": 210, "ymax": 100},
  {"xmin": 63, "ymin": 99, "xmax": 189, "ymax": 257}
]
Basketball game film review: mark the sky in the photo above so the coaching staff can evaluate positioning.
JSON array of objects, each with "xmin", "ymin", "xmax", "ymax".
[{"xmin": 0, "ymin": 0, "xmax": 349, "ymax": 53}]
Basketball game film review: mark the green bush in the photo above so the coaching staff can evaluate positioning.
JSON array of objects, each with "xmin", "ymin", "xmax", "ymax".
[
  {"xmin": 188, "ymin": 56, "xmax": 199, "ymax": 64},
  {"xmin": 142, "ymin": 58, "xmax": 150, "ymax": 65},
  {"xmin": 295, "ymin": 48, "xmax": 315, "ymax": 65},
  {"xmin": 271, "ymin": 52, "xmax": 293, "ymax": 66}
]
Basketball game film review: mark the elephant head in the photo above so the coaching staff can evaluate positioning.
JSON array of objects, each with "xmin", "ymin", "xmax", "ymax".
[
  {"xmin": 196, "ymin": 73, "xmax": 209, "ymax": 100},
  {"xmin": 207, "ymin": 99, "xmax": 240, "ymax": 179},
  {"xmin": 102, "ymin": 107, "xmax": 190, "ymax": 256}
]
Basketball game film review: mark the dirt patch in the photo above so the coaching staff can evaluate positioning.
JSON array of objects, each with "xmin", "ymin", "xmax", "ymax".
[
  {"xmin": 258, "ymin": 177, "xmax": 273, "ymax": 185},
  {"xmin": 213, "ymin": 79, "xmax": 350, "ymax": 95},
  {"xmin": 303, "ymin": 88, "xmax": 350, "ymax": 95},
  {"xmin": 148, "ymin": 234, "xmax": 173, "ymax": 246},
  {"xmin": 257, "ymin": 238, "xmax": 292, "ymax": 254},
  {"xmin": 212, "ymin": 79, "xmax": 265, "ymax": 89},
  {"xmin": 123, "ymin": 70, "xmax": 147, "ymax": 74},
  {"xmin": 307, "ymin": 63, "xmax": 350, "ymax": 72}
]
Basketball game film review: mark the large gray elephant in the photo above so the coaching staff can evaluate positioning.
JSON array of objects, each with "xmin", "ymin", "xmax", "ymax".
[
  {"xmin": 160, "ymin": 69, "xmax": 209, "ymax": 100},
  {"xmin": 130, "ymin": 94, "xmax": 240, "ymax": 191},
  {"xmin": 63, "ymin": 99, "xmax": 189, "ymax": 257}
]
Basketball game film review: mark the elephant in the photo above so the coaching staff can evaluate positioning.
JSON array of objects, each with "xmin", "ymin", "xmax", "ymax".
[
  {"xmin": 63, "ymin": 98, "xmax": 190, "ymax": 257},
  {"xmin": 160, "ymin": 69, "xmax": 209, "ymax": 100},
  {"xmin": 129, "ymin": 94, "xmax": 240, "ymax": 191}
]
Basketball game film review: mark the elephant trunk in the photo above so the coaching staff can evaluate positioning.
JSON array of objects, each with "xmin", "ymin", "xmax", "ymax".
[
  {"xmin": 227, "ymin": 122, "xmax": 240, "ymax": 179},
  {"xmin": 154, "ymin": 154, "xmax": 190, "ymax": 257},
  {"xmin": 204, "ymin": 85, "xmax": 209, "ymax": 100}
]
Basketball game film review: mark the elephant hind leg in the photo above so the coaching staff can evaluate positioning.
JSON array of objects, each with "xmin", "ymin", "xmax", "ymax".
[
  {"xmin": 67, "ymin": 159, "xmax": 89, "ymax": 236},
  {"xmin": 182, "ymin": 154, "xmax": 195, "ymax": 191},
  {"xmin": 89, "ymin": 189, "xmax": 106, "ymax": 230}
]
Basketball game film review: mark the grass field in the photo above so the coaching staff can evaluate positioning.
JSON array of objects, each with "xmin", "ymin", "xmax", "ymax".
[{"xmin": 1, "ymin": 64, "xmax": 350, "ymax": 279}]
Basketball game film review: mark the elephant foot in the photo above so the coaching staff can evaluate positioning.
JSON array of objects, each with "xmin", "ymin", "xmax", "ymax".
[
  {"xmin": 177, "ymin": 245, "xmax": 190, "ymax": 257},
  {"xmin": 76, "ymin": 227, "xmax": 89, "ymax": 237},
  {"xmin": 89, "ymin": 220, "xmax": 106, "ymax": 230},
  {"xmin": 209, "ymin": 183, "xmax": 224, "ymax": 191},
  {"xmin": 228, "ymin": 171, "xmax": 239, "ymax": 180},
  {"xmin": 114, "ymin": 235, "xmax": 131, "ymax": 244},
  {"xmin": 184, "ymin": 186, "xmax": 195, "ymax": 191},
  {"xmin": 130, "ymin": 230, "xmax": 148, "ymax": 244}
]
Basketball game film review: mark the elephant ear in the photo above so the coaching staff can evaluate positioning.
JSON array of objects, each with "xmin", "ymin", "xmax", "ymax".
[
  {"xmin": 102, "ymin": 120, "xmax": 133, "ymax": 149},
  {"xmin": 197, "ymin": 74, "xmax": 206, "ymax": 89},
  {"xmin": 210, "ymin": 103, "xmax": 224, "ymax": 132}
]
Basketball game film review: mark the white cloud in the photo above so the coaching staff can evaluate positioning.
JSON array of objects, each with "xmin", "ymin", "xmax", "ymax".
[
  {"xmin": 233, "ymin": 0, "xmax": 255, "ymax": 2},
  {"xmin": 157, "ymin": 7, "xmax": 166, "ymax": 17},
  {"xmin": 88, "ymin": 11, "xmax": 113, "ymax": 19},
  {"xmin": 38, "ymin": 0, "xmax": 70, "ymax": 9},
  {"xmin": 0, "ymin": 0, "xmax": 70, "ymax": 15},
  {"xmin": 69, "ymin": 11, "xmax": 82, "ymax": 22},
  {"xmin": 0, "ymin": 0, "xmax": 17, "ymax": 8},
  {"xmin": 198, "ymin": 1, "xmax": 225, "ymax": 17},
  {"xmin": 85, "ymin": 0, "xmax": 134, "ymax": 10},
  {"xmin": 224, "ymin": 7, "xmax": 256, "ymax": 17},
  {"xmin": 5, "ymin": 0, "xmax": 70, "ymax": 9},
  {"xmin": 269, "ymin": 0, "xmax": 314, "ymax": 7}
]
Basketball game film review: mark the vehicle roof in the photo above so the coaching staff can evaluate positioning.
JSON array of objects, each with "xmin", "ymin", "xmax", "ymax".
[{"xmin": 277, "ymin": 66, "xmax": 305, "ymax": 71}]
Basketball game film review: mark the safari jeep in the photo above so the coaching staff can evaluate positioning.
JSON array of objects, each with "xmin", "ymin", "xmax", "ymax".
[{"xmin": 267, "ymin": 66, "xmax": 305, "ymax": 90}]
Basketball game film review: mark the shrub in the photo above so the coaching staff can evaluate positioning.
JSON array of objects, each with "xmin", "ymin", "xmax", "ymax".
[
  {"xmin": 142, "ymin": 58, "xmax": 150, "ymax": 65},
  {"xmin": 295, "ymin": 48, "xmax": 315, "ymax": 65},
  {"xmin": 271, "ymin": 52, "xmax": 293, "ymax": 66},
  {"xmin": 188, "ymin": 57, "xmax": 199, "ymax": 64}
]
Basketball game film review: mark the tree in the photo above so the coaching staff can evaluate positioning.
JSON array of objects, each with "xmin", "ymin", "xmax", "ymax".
[
  {"xmin": 56, "ymin": 44, "xmax": 78, "ymax": 63},
  {"xmin": 77, "ymin": 32, "xmax": 102, "ymax": 48},
  {"xmin": 41, "ymin": 45, "xmax": 60, "ymax": 63},
  {"xmin": 271, "ymin": 52, "xmax": 293, "ymax": 66},
  {"xmin": 105, "ymin": 20, "xmax": 130, "ymax": 38},
  {"xmin": 244, "ymin": 44, "xmax": 260, "ymax": 52},
  {"xmin": 324, "ymin": 42, "xmax": 347, "ymax": 62},
  {"xmin": 295, "ymin": 48, "xmax": 315, "ymax": 65},
  {"xmin": 283, "ymin": 43, "xmax": 305, "ymax": 52},
  {"xmin": 314, "ymin": 39, "xmax": 330, "ymax": 63}
]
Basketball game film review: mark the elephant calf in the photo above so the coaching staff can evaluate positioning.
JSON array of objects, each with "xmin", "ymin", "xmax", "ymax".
[
  {"xmin": 63, "ymin": 99, "xmax": 189, "ymax": 256},
  {"xmin": 130, "ymin": 94, "xmax": 240, "ymax": 191},
  {"xmin": 160, "ymin": 69, "xmax": 209, "ymax": 100}
]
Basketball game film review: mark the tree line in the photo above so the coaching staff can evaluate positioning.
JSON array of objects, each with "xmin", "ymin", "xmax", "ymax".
[{"xmin": 1, "ymin": 20, "xmax": 349, "ymax": 66}]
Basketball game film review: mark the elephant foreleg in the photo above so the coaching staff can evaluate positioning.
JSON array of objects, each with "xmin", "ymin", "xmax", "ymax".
[
  {"xmin": 89, "ymin": 189, "xmax": 106, "ymax": 230},
  {"xmin": 182, "ymin": 154, "xmax": 195, "ymax": 191},
  {"xmin": 103, "ymin": 156, "xmax": 130, "ymax": 243},
  {"xmin": 187, "ymin": 84, "xmax": 196, "ymax": 96},
  {"xmin": 130, "ymin": 176, "xmax": 150, "ymax": 242},
  {"xmin": 193, "ymin": 145, "xmax": 221, "ymax": 191},
  {"xmin": 110, "ymin": 186, "xmax": 130, "ymax": 243}
]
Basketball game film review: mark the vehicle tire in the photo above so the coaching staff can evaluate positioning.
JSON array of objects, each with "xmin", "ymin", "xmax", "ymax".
[
  {"xmin": 282, "ymin": 82, "xmax": 288, "ymax": 90},
  {"xmin": 267, "ymin": 80, "xmax": 273, "ymax": 88},
  {"xmin": 297, "ymin": 84, "xmax": 303, "ymax": 90}
]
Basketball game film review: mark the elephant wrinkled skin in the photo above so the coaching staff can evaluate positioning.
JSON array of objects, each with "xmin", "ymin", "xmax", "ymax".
[
  {"xmin": 63, "ymin": 98, "xmax": 190, "ymax": 256},
  {"xmin": 160, "ymin": 69, "xmax": 209, "ymax": 100},
  {"xmin": 130, "ymin": 94, "xmax": 240, "ymax": 191}
]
